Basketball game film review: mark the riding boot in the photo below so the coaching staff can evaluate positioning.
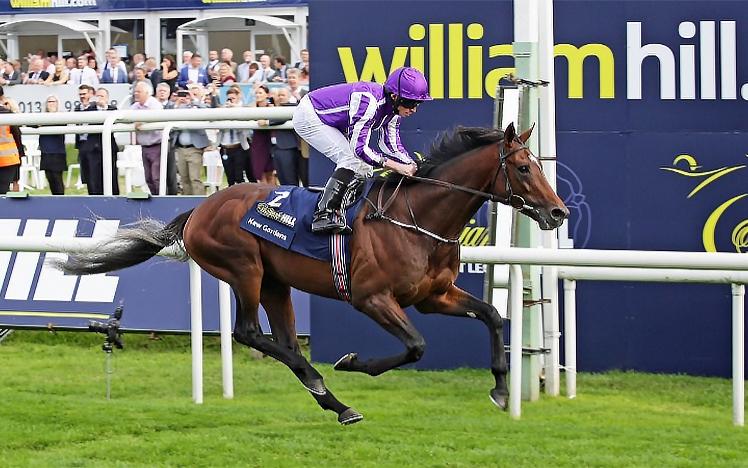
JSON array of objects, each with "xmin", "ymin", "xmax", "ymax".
[{"xmin": 312, "ymin": 168, "xmax": 355, "ymax": 234}]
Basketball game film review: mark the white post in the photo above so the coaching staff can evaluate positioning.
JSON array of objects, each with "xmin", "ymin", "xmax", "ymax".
[
  {"xmin": 188, "ymin": 258, "xmax": 203, "ymax": 404},
  {"xmin": 538, "ymin": 0, "xmax": 561, "ymax": 398},
  {"xmin": 101, "ymin": 112, "xmax": 123, "ymax": 196},
  {"xmin": 509, "ymin": 264, "xmax": 524, "ymax": 419},
  {"xmin": 732, "ymin": 283, "xmax": 744, "ymax": 426},
  {"xmin": 219, "ymin": 280, "xmax": 234, "ymax": 399},
  {"xmin": 564, "ymin": 279, "xmax": 577, "ymax": 398},
  {"xmin": 159, "ymin": 124, "xmax": 175, "ymax": 195}
]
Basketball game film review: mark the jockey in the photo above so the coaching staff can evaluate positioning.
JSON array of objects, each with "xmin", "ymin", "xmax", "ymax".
[{"xmin": 292, "ymin": 66, "xmax": 432, "ymax": 234}]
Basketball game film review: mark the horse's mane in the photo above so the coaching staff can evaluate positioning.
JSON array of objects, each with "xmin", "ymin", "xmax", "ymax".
[{"xmin": 415, "ymin": 126, "xmax": 504, "ymax": 177}]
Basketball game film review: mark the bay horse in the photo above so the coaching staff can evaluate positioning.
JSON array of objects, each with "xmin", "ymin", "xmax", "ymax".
[{"xmin": 60, "ymin": 123, "xmax": 568, "ymax": 425}]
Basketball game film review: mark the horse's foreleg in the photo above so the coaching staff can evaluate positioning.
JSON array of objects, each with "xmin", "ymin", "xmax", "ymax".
[
  {"xmin": 260, "ymin": 280, "xmax": 362, "ymax": 425},
  {"xmin": 334, "ymin": 294, "xmax": 426, "ymax": 376},
  {"xmin": 415, "ymin": 284, "xmax": 509, "ymax": 410}
]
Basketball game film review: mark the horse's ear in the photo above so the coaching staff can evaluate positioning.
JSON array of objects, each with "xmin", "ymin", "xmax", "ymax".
[
  {"xmin": 519, "ymin": 122, "xmax": 535, "ymax": 143},
  {"xmin": 503, "ymin": 122, "xmax": 516, "ymax": 144}
]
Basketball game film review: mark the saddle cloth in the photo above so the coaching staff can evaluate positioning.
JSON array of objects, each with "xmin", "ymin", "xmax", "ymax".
[{"xmin": 240, "ymin": 185, "xmax": 368, "ymax": 301}]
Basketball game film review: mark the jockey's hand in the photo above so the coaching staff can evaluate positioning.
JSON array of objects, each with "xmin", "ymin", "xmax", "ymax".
[{"xmin": 385, "ymin": 159, "xmax": 417, "ymax": 176}]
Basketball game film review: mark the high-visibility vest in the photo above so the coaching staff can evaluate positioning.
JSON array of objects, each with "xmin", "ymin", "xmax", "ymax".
[{"xmin": 0, "ymin": 125, "xmax": 20, "ymax": 168}]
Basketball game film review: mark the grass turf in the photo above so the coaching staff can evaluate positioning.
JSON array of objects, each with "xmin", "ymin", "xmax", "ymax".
[{"xmin": 0, "ymin": 331, "xmax": 746, "ymax": 467}]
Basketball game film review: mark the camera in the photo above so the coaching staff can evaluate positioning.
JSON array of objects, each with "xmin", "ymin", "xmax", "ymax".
[{"xmin": 89, "ymin": 305, "xmax": 124, "ymax": 352}]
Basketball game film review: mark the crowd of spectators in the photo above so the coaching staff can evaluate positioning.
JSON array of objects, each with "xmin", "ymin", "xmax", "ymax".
[{"xmin": 0, "ymin": 46, "xmax": 311, "ymax": 195}]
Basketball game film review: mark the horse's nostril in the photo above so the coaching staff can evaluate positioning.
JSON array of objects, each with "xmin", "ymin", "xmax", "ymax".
[{"xmin": 551, "ymin": 207, "xmax": 567, "ymax": 220}]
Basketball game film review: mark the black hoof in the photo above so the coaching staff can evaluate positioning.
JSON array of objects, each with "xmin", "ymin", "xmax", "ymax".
[
  {"xmin": 490, "ymin": 389, "xmax": 509, "ymax": 411},
  {"xmin": 302, "ymin": 378, "xmax": 327, "ymax": 396},
  {"xmin": 338, "ymin": 408, "xmax": 364, "ymax": 425},
  {"xmin": 334, "ymin": 352, "xmax": 358, "ymax": 372}
]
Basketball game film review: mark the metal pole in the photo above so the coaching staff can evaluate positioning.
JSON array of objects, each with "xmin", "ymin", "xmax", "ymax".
[
  {"xmin": 189, "ymin": 258, "xmax": 203, "ymax": 404},
  {"xmin": 159, "ymin": 124, "xmax": 175, "ymax": 196},
  {"xmin": 101, "ymin": 112, "xmax": 122, "ymax": 196},
  {"xmin": 563, "ymin": 279, "xmax": 577, "ymax": 398},
  {"xmin": 732, "ymin": 283, "xmax": 744, "ymax": 426},
  {"xmin": 219, "ymin": 280, "xmax": 234, "ymax": 400},
  {"xmin": 509, "ymin": 264, "xmax": 524, "ymax": 419}
]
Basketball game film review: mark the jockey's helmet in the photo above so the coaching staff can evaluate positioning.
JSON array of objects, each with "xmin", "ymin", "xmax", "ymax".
[{"xmin": 384, "ymin": 67, "xmax": 433, "ymax": 103}]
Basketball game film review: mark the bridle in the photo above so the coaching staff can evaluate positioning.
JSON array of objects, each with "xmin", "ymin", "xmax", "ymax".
[{"xmin": 364, "ymin": 137, "xmax": 541, "ymax": 243}]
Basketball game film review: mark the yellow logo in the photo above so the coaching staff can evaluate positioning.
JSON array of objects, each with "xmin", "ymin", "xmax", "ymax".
[{"xmin": 660, "ymin": 154, "xmax": 747, "ymax": 252}]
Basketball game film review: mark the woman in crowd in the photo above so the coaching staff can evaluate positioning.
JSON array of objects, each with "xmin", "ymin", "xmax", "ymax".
[
  {"xmin": 217, "ymin": 62, "xmax": 236, "ymax": 86},
  {"xmin": 160, "ymin": 54, "xmax": 179, "ymax": 92},
  {"xmin": 250, "ymin": 85, "xmax": 275, "ymax": 184},
  {"xmin": 44, "ymin": 59, "xmax": 69, "ymax": 85},
  {"xmin": 38, "ymin": 95, "xmax": 67, "ymax": 194}
]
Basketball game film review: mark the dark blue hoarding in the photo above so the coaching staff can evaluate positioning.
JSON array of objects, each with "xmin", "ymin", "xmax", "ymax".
[
  {"xmin": 309, "ymin": 0, "xmax": 747, "ymax": 376},
  {"xmin": 3, "ymin": 0, "xmax": 305, "ymax": 14},
  {"xmin": 0, "ymin": 196, "xmax": 310, "ymax": 335}
]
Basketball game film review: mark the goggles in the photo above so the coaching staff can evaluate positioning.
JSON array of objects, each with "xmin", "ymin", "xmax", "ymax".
[{"xmin": 398, "ymin": 98, "xmax": 422, "ymax": 109}]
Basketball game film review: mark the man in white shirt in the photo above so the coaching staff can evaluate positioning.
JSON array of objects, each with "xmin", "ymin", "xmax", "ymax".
[
  {"xmin": 69, "ymin": 56, "xmax": 100, "ymax": 87},
  {"xmin": 259, "ymin": 54, "xmax": 275, "ymax": 82},
  {"xmin": 131, "ymin": 81, "xmax": 164, "ymax": 194},
  {"xmin": 101, "ymin": 48, "xmax": 128, "ymax": 83},
  {"xmin": 181, "ymin": 50, "xmax": 193, "ymax": 71},
  {"xmin": 237, "ymin": 50, "xmax": 255, "ymax": 83}
]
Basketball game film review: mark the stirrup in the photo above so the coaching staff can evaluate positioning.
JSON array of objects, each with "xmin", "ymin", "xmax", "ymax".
[{"xmin": 312, "ymin": 211, "xmax": 351, "ymax": 234}]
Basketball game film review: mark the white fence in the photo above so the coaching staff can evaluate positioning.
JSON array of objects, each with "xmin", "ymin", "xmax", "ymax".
[
  {"xmin": 0, "ymin": 107, "xmax": 297, "ymax": 195},
  {"xmin": 0, "ymin": 234, "xmax": 746, "ymax": 426}
]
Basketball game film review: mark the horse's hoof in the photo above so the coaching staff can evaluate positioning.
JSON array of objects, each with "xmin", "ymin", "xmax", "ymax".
[
  {"xmin": 334, "ymin": 352, "xmax": 357, "ymax": 371},
  {"xmin": 338, "ymin": 408, "xmax": 364, "ymax": 425},
  {"xmin": 302, "ymin": 378, "xmax": 327, "ymax": 396},
  {"xmin": 489, "ymin": 389, "xmax": 509, "ymax": 411}
]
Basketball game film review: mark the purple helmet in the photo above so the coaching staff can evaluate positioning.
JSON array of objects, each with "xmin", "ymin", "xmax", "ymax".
[{"xmin": 384, "ymin": 67, "xmax": 432, "ymax": 101}]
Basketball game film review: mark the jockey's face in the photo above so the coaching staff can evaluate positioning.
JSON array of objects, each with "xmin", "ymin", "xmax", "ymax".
[{"xmin": 391, "ymin": 93, "xmax": 419, "ymax": 117}]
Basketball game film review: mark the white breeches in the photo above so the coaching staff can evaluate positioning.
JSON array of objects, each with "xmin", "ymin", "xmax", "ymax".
[{"xmin": 292, "ymin": 95, "xmax": 373, "ymax": 177}]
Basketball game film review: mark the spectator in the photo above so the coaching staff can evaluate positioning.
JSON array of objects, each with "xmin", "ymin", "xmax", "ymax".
[
  {"xmin": 271, "ymin": 87, "xmax": 306, "ymax": 186},
  {"xmin": 237, "ymin": 50, "xmax": 255, "ymax": 82},
  {"xmin": 131, "ymin": 81, "xmax": 163, "ymax": 195},
  {"xmin": 78, "ymin": 87, "xmax": 120, "ymax": 195},
  {"xmin": 146, "ymin": 57, "xmax": 162, "ymax": 92},
  {"xmin": 245, "ymin": 62, "xmax": 263, "ymax": 87},
  {"xmin": 0, "ymin": 87, "xmax": 18, "ymax": 113},
  {"xmin": 293, "ymin": 48, "xmax": 309, "ymax": 71},
  {"xmin": 206, "ymin": 50, "xmax": 221, "ymax": 77},
  {"xmin": 180, "ymin": 50, "xmax": 193, "ymax": 70},
  {"xmin": 286, "ymin": 68, "xmax": 307, "ymax": 103},
  {"xmin": 99, "ymin": 49, "xmax": 128, "ymax": 83},
  {"xmin": 155, "ymin": 82, "xmax": 172, "ymax": 107},
  {"xmin": 87, "ymin": 56, "xmax": 99, "ymax": 76},
  {"xmin": 44, "ymin": 59, "xmax": 69, "ymax": 85},
  {"xmin": 171, "ymin": 89, "xmax": 211, "ymax": 195},
  {"xmin": 39, "ymin": 95, "xmax": 67, "ymax": 195},
  {"xmin": 160, "ymin": 54, "xmax": 179, "ymax": 92},
  {"xmin": 299, "ymin": 64, "xmax": 309, "ymax": 86},
  {"xmin": 44, "ymin": 53, "xmax": 57, "ymax": 75},
  {"xmin": 131, "ymin": 53, "xmax": 145, "ymax": 69},
  {"xmin": 23, "ymin": 58, "xmax": 49, "ymax": 84},
  {"xmin": 217, "ymin": 62, "xmax": 236, "ymax": 85},
  {"xmin": 271, "ymin": 56, "xmax": 289, "ymax": 82},
  {"xmin": 65, "ymin": 57, "xmax": 77, "ymax": 71},
  {"xmin": 218, "ymin": 86, "xmax": 252, "ymax": 185},
  {"xmin": 177, "ymin": 53, "xmax": 210, "ymax": 88},
  {"xmin": 154, "ymin": 83, "xmax": 179, "ymax": 195},
  {"xmin": 132, "ymin": 67, "xmax": 147, "ymax": 84},
  {"xmin": 100, "ymin": 48, "xmax": 128, "ymax": 83},
  {"xmin": 69, "ymin": 55, "xmax": 99, "ymax": 87},
  {"xmin": 258, "ymin": 54, "xmax": 274, "ymax": 82},
  {"xmin": 0, "ymin": 103, "xmax": 23, "ymax": 194},
  {"xmin": 250, "ymin": 85, "xmax": 275, "ymax": 184},
  {"xmin": 221, "ymin": 48, "xmax": 237, "ymax": 73},
  {"xmin": 1, "ymin": 61, "xmax": 22, "ymax": 86}
]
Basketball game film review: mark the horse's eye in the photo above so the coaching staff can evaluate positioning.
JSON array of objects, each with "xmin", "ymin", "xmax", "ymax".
[{"xmin": 518, "ymin": 165, "xmax": 530, "ymax": 174}]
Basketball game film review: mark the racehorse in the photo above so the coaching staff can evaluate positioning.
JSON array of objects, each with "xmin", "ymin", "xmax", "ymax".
[{"xmin": 60, "ymin": 123, "xmax": 568, "ymax": 425}]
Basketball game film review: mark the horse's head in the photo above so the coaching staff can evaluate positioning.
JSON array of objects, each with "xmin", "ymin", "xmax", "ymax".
[{"xmin": 493, "ymin": 123, "xmax": 569, "ymax": 230}]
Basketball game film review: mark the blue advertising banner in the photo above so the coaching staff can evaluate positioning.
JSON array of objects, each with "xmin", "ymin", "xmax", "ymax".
[
  {"xmin": 309, "ymin": 0, "xmax": 747, "ymax": 376},
  {"xmin": 3, "ymin": 0, "xmax": 305, "ymax": 14},
  {"xmin": 0, "ymin": 196, "xmax": 310, "ymax": 335}
]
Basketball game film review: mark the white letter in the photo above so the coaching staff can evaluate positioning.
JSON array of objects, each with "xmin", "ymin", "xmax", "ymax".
[
  {"xmin": 720, "ymin": 21, "xmax": 736, "ymax": 100},
  {"xmin": 627, "ymin": 22, "xmax": 676, "ymax": 99},
  {"xmin": 700, "ymin": 21, "xmax": 716, "ymax": 100}
]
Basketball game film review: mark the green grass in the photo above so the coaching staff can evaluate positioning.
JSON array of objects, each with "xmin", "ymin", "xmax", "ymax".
[{"xmin": 1, "ymin": 331, "xmax": 746, "ymax": 467}]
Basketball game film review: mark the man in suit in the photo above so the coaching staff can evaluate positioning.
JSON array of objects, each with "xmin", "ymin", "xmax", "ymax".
[
  {"xmin": 0, "ymin": 61, "xmax": 21, "ymax": 86},
  {"xmin": 100, "ymin": 49, "xmax": 129, "ymax": 84},
  {"xmin": 271, "ymin": 87, "xmax": 307, "ymax": 186},
  {"xmin": 23, "ymin": 58, "xmax": 49, "ymax": 84},
  {"xmin": 177, "ymin": 53, "xmax": 210, "ymax": 89},
  {"xmin": 171, "ymin": 90, "xmax": 212, "ymax": 194},
  {"xmin": 78, "ymin": 87, "xmax": 120, "ymax": 195}
]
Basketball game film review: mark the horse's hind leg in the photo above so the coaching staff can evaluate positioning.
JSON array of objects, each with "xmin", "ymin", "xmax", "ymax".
[
  {"xmin": 334, "ymin": 293, "xmax": 426, "ymax": 376},
  {"xmin": 260, "ymin": 278, "xmax": 362, "ymax": 425},
  {"xmin": 415, "ymin": 284, "xmax": 509, "ymax": 410}
]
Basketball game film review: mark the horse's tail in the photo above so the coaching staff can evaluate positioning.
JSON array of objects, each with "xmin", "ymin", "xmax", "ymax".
[{"xmin": 58, "ymin": 209, "xmax": 194, "ymax": 275}]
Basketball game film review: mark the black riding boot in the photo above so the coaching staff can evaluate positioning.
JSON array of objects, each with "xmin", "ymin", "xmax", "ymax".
[{"xmin": 312, "ymin": 168, "xmax": 355, "ymax": 234}]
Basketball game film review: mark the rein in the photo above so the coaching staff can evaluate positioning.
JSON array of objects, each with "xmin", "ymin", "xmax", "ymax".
[{"xmin": 364, "ymin": 138, "xmax": 540, "ymax": 243}]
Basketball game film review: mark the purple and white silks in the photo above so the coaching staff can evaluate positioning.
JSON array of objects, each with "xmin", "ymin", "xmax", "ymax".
[{"xmin": 307, "ymin": 82, "xmax": 412, "ymax": 167}]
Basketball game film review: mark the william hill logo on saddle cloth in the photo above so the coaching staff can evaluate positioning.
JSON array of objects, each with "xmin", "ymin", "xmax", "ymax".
[{"xmin": 256, "ymin": 202, "xmax": 297, "ymax": 228}]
